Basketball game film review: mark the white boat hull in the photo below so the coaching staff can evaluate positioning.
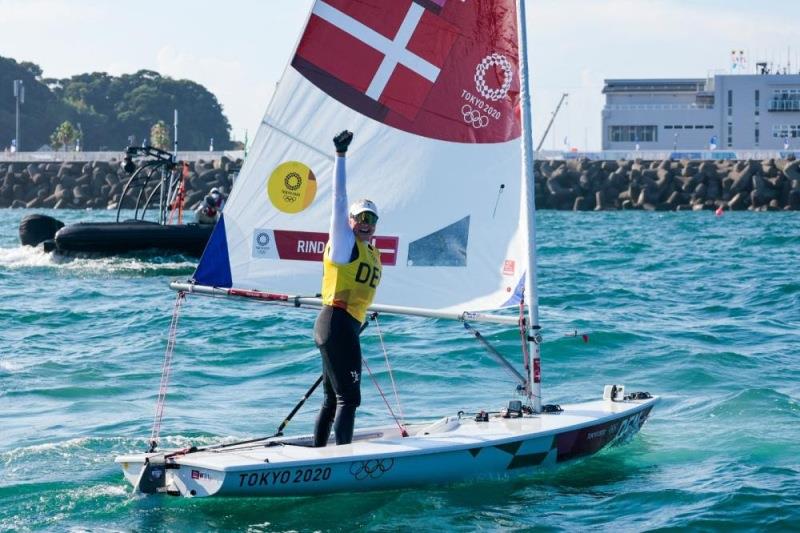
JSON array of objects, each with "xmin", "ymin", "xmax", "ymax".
[{"xmin": 116, "ymin": 396, "xmax": 657, "ymax": 498}]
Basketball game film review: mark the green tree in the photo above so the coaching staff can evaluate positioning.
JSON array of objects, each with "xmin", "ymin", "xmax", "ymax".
[
  {"xmin": 50, "ymin": 121, "xmax": 79, "ymax": 151},
  {"xmin": 1, "ymin": 56, "xmax": 233, "ymax": 150},
  {"xmin": 150, "ymin": 120, "xmax": 170, "ymax": 150},
  {"xmin": 0, "ymin": 56, "xmax": 72, "ymax": 150}
]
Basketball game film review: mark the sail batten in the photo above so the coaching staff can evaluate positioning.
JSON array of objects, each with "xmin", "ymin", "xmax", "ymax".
[
  {"xmin": 261, "ymin": 119, "xmax": 334, "ymax": 160},
  {"xmin": 193, "ymin": 0, "xmax": 527, "ymax": 313}
]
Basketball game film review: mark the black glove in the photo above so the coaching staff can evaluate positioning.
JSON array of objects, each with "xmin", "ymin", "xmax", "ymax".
[{"xmin": 333, "ymin": 130, "xmax": 354, "ymax": 153}]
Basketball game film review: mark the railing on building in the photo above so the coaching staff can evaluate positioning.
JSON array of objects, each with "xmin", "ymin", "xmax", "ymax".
[{"xmin": 604, "ymin": 103, "xmax": 714, "ymax": 111}]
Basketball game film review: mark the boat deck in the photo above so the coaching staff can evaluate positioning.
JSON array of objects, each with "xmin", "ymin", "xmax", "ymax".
[{"xmin": 117, "ymin": 397, "xmax": 655, "ymax": 471}]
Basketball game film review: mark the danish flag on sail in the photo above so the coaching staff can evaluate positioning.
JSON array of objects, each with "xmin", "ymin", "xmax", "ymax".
[{"xmin": 293, "ymin": 0, "xmax": 521, "ymax": 143}]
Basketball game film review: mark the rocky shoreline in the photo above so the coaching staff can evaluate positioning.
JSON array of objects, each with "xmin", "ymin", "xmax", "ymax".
[
  {"xmin": 0, "ymin": 158, "xmax": 239, "ymax": 211},
  {"xmin": 537, "ymin": 157, "xmax": 800, "ymax": 211},
  {"xmin": 2, "ymin": 157, "xmax": 800, "ymax": 211}
]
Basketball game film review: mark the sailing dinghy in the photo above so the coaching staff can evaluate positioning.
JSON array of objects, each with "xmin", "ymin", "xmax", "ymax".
[{"xmin": 116, "ymin": 0, "xmax": 657, "ymax": 498}]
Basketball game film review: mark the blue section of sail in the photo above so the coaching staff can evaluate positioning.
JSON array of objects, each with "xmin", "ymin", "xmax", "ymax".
[
  {"xmin": 502, "ymin": 273, "xmax": 526, "ymax": 307},
  {"xmin": 193, "ymin": 214, "xmax": 233, "ymax": 287}
]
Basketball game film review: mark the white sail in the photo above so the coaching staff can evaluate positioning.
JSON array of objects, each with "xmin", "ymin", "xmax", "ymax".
[{"xmin": 195, "ymin": 0, "xmax": 525, "ymax": 312}]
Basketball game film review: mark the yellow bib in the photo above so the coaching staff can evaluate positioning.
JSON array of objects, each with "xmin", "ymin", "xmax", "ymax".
[{"xmin": 321, "ymin": 239, "xmax": 382, "ymax": 323}]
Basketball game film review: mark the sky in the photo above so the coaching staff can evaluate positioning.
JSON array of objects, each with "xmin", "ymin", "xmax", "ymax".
[{"xmin": 1, "ymin": 0, "xmax": 799, "ymax": 150}]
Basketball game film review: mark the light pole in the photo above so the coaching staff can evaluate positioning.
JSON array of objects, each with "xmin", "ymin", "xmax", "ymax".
[{"xmin": 13, "ymin": 80, "xmax": 24, "ymax": 151}]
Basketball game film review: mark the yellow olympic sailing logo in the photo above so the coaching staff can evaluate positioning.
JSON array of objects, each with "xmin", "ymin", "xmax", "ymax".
[{"xmin": 267, "ymin": 161, "xmax": 317, "ymax": 213}]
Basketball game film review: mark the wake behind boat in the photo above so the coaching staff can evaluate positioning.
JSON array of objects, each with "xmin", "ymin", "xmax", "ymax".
[{"xmin": 116, "ymin": 0, "xmax": 658, "ymax": 498}]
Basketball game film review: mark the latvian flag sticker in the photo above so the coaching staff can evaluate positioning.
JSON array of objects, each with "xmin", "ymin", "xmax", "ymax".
[{"xmin": 292, "ymin": 0, "xmax": 521, "ymax": 144}]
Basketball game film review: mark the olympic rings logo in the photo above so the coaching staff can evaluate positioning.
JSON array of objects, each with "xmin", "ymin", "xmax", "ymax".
[
  {"xmin": 349, "ymin": 458, "xmax": 394, "ymax": 480},
  {"xmin": 474, "ymin": 53, "xmax": 513, "ymax": 101},
  {"xmin": 461, "ymin": 105, "xmax": 489, "ymax": 129},
  {"xmin": 284, "ymin": 172, "xmax": 302, "ymax": 191}
]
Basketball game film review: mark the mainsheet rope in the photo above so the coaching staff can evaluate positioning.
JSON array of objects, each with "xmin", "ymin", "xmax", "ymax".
[
  {"xmin": 149, "ymin": 291, "xmax": 186, "ymax": 451},
  {"xmin": 363, "ymin": 314, "xmax": 408, "ymax": 437},
  {"xmin": 373, "ymin": 314, "xmax": 406, "ymax": 425}
]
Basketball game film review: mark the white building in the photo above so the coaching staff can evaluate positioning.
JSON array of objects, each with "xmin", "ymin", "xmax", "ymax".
[{"xmin": 602, "ymin": 73, "xmax": 800, "ymax": 151}]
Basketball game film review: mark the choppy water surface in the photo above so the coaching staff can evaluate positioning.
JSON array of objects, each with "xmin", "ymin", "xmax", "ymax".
[{"xmin": 1, "ymin": 208, "xmax": 799, "ymax": 532}]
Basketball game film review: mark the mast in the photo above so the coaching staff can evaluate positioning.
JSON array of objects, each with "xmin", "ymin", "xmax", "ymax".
[{"xmin": 516, "ymin": 0, "xmax": 542, "ymax": 412}]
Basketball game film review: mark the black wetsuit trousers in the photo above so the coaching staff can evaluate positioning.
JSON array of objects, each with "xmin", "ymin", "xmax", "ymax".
[{"xmin": 313, "ymin": 306, "xmax": 362, "ymax": 446}]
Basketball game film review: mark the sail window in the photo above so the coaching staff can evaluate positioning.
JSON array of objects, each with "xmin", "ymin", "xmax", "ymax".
[{"xmin": 407, "ymin": 216, "xmax": 470, "ymax": 267}]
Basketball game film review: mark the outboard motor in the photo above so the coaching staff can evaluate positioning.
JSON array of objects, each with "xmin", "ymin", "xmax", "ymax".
[{"xmin": 18, "ymin": 214, "xmax": 64, "ymax": 247}]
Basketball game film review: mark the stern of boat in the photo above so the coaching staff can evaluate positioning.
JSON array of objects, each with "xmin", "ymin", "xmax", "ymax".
[{"xmin": 115, "ymin": 452, "xmax": 226, "ymax": 497}]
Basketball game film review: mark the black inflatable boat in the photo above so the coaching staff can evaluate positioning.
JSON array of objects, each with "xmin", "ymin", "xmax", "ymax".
[
  {"xmin": 53, "ymin": 220, "xmax": 213, "ymax": 256},
  {"xmin": 18, "ymin": 146, "xmax": 216, "ymax": 258}
]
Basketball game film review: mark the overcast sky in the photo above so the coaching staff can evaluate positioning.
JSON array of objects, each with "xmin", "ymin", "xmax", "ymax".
[{"xmin": 2, "ymin": 0, "xmax": 798, "ymax": 150}]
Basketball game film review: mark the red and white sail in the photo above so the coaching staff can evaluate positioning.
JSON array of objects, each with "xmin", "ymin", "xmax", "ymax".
[{"xmin": 194, "ymin": 0, "xmax": 526, "ymax": 313}]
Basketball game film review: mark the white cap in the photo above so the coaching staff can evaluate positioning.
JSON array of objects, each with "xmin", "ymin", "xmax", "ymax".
[{"xmin": 348, "ymin": 198, "xmax": 378, "ymax": 218}]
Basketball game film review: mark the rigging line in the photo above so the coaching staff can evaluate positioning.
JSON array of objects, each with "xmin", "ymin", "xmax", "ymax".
[
  {"xmin": 372, "ymin": 314, "xmax": 405, "ymax": 426},
  {"xmin": 172, "ymin": 321, "xmax": 372, "ymax": 457},
  {"xmin": 149, "ymin": 291, "xmax": 186, "ymax": 452},
  {"xmin": 362, "ymin": 355, "xmax": 408, "ymax": 438},
  {"xmin": 261, "ymin": 118, "xmax": 334, "ymax": 161}
]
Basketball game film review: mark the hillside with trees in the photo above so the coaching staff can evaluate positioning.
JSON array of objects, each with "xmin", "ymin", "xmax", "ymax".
[{"xmin": 0, "ymin": 56, "xmax": 233, "ymax": 151}]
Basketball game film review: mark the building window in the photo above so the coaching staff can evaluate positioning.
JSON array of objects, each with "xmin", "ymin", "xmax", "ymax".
[
  {"xmin": 770, "ymin": 89, "xmax": 800, "ymax": 111},
  {"xmin": 773, "ymin": 124, "xmax": 800, "ymax": 138},
  {"xmin": 727, "ymin": 122, "xmax": 733, "ymax": 147},
  {"xmin": 755, "ymin": 125, "xmax": 760, "ymax": 146},
  {"xmin": 609, "ymin": 125, "xmax": 658, "ymax": 143},
  {"xmin": 728, "ymin": 89, "xmax": 733, "ymax": 117},
  {"xmin": 755, "ymin": 90, "xmax": 760, "ymax": 116}
]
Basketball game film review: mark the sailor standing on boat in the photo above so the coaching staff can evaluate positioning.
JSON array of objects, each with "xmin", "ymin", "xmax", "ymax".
[{"xmin": 313, "ymin": 130, "xmax": 382, "ymax": 447}]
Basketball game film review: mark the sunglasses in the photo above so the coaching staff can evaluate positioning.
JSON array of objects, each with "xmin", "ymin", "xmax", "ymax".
[{"xmin": 352, "ymin": 211, "xmax": 379, "ymax": 225}]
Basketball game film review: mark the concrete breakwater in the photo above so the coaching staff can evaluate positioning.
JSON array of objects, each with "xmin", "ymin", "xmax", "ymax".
[
  {"xmin": 537, "ymin": 158, "xmax": 800, "ymax": 211},
  {"xmin": 2, "ymin": 157, "xmax": 800, "ymax": 211},
  {"xmin": 0, "ymin": 158, "xmax": 240, "ymax": 210}
]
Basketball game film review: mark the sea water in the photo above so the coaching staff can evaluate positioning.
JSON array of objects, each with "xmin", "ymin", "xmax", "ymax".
[{"xmin": 1, "ymin": 208, "xmax": 798, "ymax": 532}]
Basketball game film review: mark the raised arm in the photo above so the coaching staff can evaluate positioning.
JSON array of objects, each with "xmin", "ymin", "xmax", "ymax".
[{"xmin": 328, "ymin": 131, "xmax": 355, "ymax": 264}]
